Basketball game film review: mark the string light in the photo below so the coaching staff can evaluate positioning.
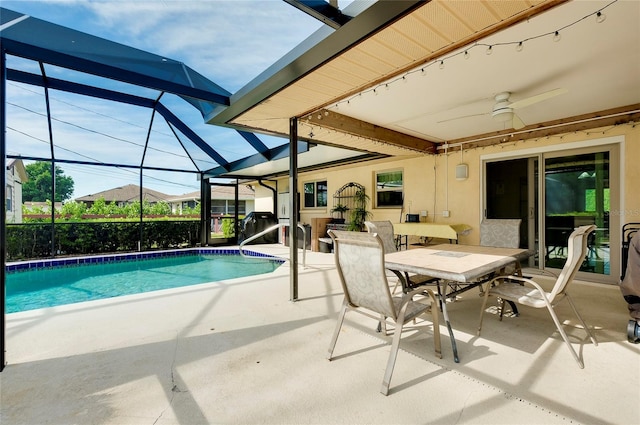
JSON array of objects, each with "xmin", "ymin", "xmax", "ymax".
[{"xmin": 326, "ymin": 0, "xmax": 619, "ymax": 111}]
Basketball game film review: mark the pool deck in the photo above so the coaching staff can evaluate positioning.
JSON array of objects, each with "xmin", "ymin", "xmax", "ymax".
[{"xmin": 1, "ymin": 244, "xmax": 639, "ymax": 425}]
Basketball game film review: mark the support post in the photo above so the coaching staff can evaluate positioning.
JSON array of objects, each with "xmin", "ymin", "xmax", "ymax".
[
  {"xmin": 200, "ymin": 176, "xmax": 210, "ymax": 246},
  {"xmin": 40, "ymin": 63, "xmax": 56, "ymax": 258},
  {"xmin": 139, "ymin": 170, "xmax": 143, "ymax": 251},
  {"xmin": 289, "ymin": 117, "xmax": 299, "ymax": 301},
  {"xmin": 1, "ymin": 50, "xmax": 7, "ymax": 371},
  {"xmin": 233, "ymin": 180, "xmax": 239, "ymax": 245}
]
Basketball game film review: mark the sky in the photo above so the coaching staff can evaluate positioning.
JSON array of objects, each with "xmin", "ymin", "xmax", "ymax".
[{"xmin": 2, "ymin": 0, "xmax": 353, "ymax": 199}]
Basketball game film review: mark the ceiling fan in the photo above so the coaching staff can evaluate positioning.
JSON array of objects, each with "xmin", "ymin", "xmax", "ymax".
[
  {"xmin": 492, "ymin": 88, "xmax": 568, "ymax": 129},
  {"xmin": 440, "ymin": 88, "xmax": 568, "ymax": 130}
]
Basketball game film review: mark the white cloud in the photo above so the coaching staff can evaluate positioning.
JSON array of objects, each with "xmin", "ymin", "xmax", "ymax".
[
  {"xmin": 3, "ymin": 0, "xmax": 332, "ymax": 197},
  {"xmin": 83, "ymin": 1, "xmax": 323, "ymax": 91}
]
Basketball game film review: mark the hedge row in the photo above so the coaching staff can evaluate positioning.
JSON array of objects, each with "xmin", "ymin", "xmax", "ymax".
[{"xmin": 6, "ymin": 220, "xmax": 204, "ymax": 261}]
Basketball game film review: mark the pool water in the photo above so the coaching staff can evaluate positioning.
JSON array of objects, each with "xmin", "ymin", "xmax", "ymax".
[{"xmin": 7, "ymin": 253, "xmax": 283, "ymax": 313}]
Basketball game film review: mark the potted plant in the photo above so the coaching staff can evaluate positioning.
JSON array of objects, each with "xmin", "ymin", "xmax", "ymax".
[
  {"xmin": 348, "ymin": 189, "xmax": 372, "ymax": 231},
  {"xmin": 331, "ymin": 203, "xmax": 349, "ymax": 223}
]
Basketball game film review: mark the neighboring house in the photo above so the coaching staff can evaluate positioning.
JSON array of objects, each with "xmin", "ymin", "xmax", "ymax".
[
  {"xmin": 74, "ymin": 184, "xmax": 170, "ymax": 208},
  {"xmin": 167, "ymin": 185, "xmax": 255, "ymax": 216},
  {"xmin": 74, "ymin": 183, "xmax": 255, "ymax": 216},
  {"xmin": 5, "ymin": 159, "xmax": 27, "ymax": 223}
]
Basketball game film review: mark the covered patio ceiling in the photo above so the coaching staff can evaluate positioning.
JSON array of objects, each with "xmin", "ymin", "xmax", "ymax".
[{"xmin": 208, "ymin": 0, "xmax": 640, "ymax": 178}]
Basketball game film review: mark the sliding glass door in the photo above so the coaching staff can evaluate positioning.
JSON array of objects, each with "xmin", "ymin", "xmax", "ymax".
[
  {"xmin": 484, "ymin": 143, "xmax": 620, "ymax": 283},
  {"xmin": 543, "ymin": 150, "xmax": 615, "ymax": 277}
]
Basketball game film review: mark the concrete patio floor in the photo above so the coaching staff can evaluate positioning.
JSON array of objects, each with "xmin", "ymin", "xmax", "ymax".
[{"xmin": 1, "ymin": 245, "xmax": 638, "ymax": 425}]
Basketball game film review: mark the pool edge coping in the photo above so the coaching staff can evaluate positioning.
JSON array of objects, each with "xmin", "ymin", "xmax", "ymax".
[{"xmin": 6, "ymin": 248, "xmax": 285, "ymax": 273}]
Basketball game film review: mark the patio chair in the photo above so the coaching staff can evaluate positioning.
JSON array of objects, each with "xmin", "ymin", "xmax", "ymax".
[
  {"xmin": 364, "ymin": 220, "xmax": 399, "ymax": 253},
  {"xmin": 480, "ymin": 219, "xmax": 522, "ymax": 248},
  {"xmin": 477, "ymin": 219, "xmax": 523, "ymax": 312},
  {"xmin": 477, "ymin": 225, "xmax": 598, "ymax": 368},
  {"xmin": 365, "ymin": 221, "xmax": 436, "ymax": 290},
  {"xmin": 327, "ymin": 230, "xmax": 441, "ymax": 395}
]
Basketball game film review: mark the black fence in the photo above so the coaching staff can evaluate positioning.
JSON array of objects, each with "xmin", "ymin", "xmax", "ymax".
[{"xmin": 6, "ymin": 220, "xmax": 202, "ymax": 261}]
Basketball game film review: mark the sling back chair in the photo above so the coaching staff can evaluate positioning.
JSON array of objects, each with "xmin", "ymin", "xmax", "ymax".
[
  {"xmin": 327, "ymin": 230, "xmax": 441, "ymax": 395},
  {"xmin": 477, "ymin": 225, "xmax": 598, "ymax": 368}
]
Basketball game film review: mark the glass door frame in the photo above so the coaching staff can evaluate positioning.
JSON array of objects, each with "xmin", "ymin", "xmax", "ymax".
[{"xmin": 481, "ymin": 135, "xmax": 623, "ymax": 284}]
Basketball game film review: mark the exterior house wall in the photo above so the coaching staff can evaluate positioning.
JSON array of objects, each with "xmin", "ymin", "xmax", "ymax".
[
  {"xmin": 253, "ymin": 185, "xmax": 276, "ymax": 213},
  {"xmin": 254, "ymin": 123, "xmax": 638, "ymax": 282},
  {"xmin": 6, "ymin": 161, "xmax": 25, "ymax": 223}
]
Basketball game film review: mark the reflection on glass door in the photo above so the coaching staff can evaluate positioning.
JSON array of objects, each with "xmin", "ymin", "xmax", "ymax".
[{"xmin": 544, "ymin": 152, "xmax": 610, "ymax": 275}]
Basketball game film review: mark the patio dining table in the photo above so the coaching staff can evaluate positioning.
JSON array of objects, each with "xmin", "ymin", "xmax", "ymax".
[{"xmin": 385, "ymin": 244, "xmax": 531, "ymax": 363}]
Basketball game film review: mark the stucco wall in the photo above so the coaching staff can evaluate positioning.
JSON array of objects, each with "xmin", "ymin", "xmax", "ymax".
[{"xmin": 250, "ymin": 123, "xmax": 638, "ymax": 274}]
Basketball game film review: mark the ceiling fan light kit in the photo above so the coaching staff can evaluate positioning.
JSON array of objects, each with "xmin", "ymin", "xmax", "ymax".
[{"xmin": 492, "ymin": 93, "xmax": 514, "ymax": 122}]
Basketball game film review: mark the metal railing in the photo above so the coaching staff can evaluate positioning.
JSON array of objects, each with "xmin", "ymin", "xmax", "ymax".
[{"xmin": 238, "ymin": 223, "xmax": 307, "ymax": 268}]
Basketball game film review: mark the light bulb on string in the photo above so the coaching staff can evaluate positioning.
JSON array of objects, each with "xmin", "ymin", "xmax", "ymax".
[
  {"xmin": 464, "ymin": 50, "xmax": 470, "ymax": 60},
  {"xmin": 486, "ymin": 45, "xmax": 493, "ymax": 55},
  {"xmin": 596, "ymin": 11, "xmax": 606, "ymax": 23},
  {"xmin": 439, "ymin": 60, "xmax": 445, "ymax": 69},
  {"xmin": 516, "ymin": 41, "xmax": 524, "ymax": 52},
  {"xmin": 553, "ymin": 31, "xmax": 561, "ymax": 42}
]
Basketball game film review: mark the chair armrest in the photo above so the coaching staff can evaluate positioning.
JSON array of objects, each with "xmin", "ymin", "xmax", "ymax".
[
  {"xmin": 402, "ymin": 286, "xmax": 438, "ymax": 304},
  {"xmin": 489, "ymin": 274, "xmax": 547, "ymax": 294}
]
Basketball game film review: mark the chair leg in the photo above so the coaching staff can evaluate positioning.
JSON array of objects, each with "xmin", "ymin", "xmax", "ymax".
[
  {"xmin": 328, "ymin": 300, "xmax": 348, "ymax": 360},
  {"xmin": 565, "ymin": 294, "xmax": 598, "ymax": 346},
  {"xmin": 546, "ymin": 304, "xmax": 585, "ymax": 368},
  {"xmin": 380, "ymin": 318, "xmax": 405, "ymax": 396},
  {"xmin": 477, "ymin": 288, "xmax": 492, "ymax": 335},
  {"xmin": 425, "ymin": 289, "xmax": 442, "ymax": 359}
]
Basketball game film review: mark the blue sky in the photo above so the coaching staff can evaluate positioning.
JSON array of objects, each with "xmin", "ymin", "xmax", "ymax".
[{"xmin": 2, "ymin": 1, "xmax": 344, "ymax": 198}]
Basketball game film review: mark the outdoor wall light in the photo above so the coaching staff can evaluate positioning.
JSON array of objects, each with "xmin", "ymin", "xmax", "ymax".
[{"xmin": 456, "ymin": 163, "xmax": 469, "ymax": 181}]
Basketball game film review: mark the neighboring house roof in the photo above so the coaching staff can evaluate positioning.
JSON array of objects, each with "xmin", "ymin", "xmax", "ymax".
[
  {"xmin": 6, "ymin": 158, "xmax": 28, "ymax": 182},
  {"xmin": 75, "ymin": 184, "xmax": 170, "ymax": 203},
  {"xmin": 167, "ymin": 185, "xmax": 255, "ymax": 202}
]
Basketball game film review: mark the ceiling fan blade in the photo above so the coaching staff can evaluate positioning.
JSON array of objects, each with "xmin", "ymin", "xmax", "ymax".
[
  {"xmin": 437, "ymin": 112, "xmax": 487, "ymax": 124},
  {"xmin": 512, "ymin": 113, "xmax": 525, "ymax": 129},
  {"xmin": 509, "ymin": 88, "xmax": 568, "ymax": 110}
]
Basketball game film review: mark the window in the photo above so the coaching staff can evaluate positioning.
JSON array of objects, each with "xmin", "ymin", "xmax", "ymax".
[
  {"xmin": 6, "ymin": 185, "xmax": 13, "ymax": 212},
  {"xmin": 303, "ymin": 180, "xmax": 327, "ymax": 208},
  {"xmin": 211, "ymin": 200, "xmax": 246, "ymax": 215},
  {"xmin": 375, "ymin": 170, "xmax": 403, "ymax": 207}
]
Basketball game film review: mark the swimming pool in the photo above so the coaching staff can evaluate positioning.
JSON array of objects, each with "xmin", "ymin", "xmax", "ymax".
[{"xmin": 6, "ymin": 249, "xmax": 284, "ymax": 313}]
